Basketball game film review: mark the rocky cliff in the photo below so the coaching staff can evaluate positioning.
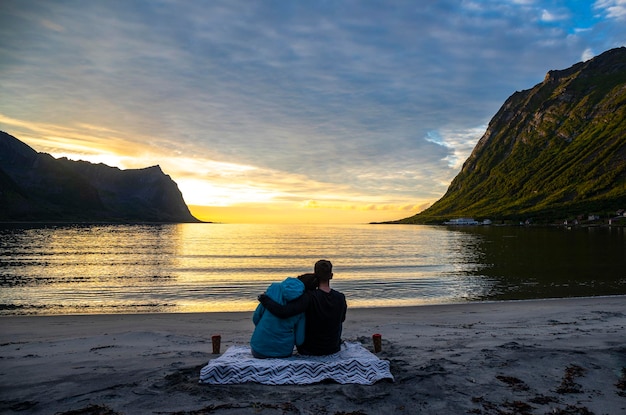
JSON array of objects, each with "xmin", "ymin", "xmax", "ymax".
[
  {"xmin": 0, "ymin": 131, "xmax": 200, "ymax": 222},
  {"xmin": 393, "ymin": 47, "xmax": 626, "ymax": 224}
]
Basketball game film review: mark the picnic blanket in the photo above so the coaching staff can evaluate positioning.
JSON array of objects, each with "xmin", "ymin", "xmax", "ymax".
[{"xmin": 199, "ymin": 341, "xmax": 393, "ymax": 385}]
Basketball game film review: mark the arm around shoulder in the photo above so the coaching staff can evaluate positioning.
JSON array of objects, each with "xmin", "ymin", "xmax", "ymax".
[{"xmin": 259, "ymin": 292, "xmax": 309, "ymax": 318}]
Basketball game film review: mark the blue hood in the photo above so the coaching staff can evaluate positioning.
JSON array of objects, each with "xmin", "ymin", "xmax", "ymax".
[{"xmin": 266, "ymin": 277, "xmax": 304, "ymax": 304}]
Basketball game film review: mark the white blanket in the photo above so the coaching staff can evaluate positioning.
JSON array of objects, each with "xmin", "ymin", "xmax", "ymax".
[{"xmin": 199, "ymin": 342, "xmax": 394, "ymax": 385}]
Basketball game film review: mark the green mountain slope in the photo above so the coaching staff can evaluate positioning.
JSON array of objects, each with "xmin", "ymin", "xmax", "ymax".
[{"xmin": 394, "ymin": 47, "xmax": 626, "ymax": 224}]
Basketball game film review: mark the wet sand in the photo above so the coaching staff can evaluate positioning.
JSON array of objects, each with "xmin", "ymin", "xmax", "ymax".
[{"xmin": 1, "ymin": 296, "xmax": 625, "ymax": 414}]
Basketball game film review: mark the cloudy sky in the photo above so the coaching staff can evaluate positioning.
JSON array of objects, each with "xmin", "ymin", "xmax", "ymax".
[{"xmin": 1, "ymin": 1, "xmax": 625, "ymax": 223}]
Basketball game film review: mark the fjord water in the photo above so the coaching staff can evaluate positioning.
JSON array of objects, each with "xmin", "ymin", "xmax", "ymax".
[{"xmin": 0, "ymin": 223, "xmax": 624, "ymax": 315}]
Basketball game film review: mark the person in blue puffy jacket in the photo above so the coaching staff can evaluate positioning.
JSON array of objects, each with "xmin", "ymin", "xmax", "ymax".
[{"xmin": 250, "ymin": 277, "xmax": 306, "ymax": 358}]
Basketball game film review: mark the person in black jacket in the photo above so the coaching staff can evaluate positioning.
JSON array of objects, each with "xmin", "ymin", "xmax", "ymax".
[{"xmin": 259, "ymin": 259, "xmax": 347, "ymax": 356}]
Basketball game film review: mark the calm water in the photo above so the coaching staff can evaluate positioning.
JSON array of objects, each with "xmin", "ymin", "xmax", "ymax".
[{"xmin": 0, "ymin": 223, "xmax": 624, "ymax": 315}]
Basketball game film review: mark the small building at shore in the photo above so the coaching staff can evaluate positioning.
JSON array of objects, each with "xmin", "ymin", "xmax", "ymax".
[{"xmin": 443, "ymin": 218, "xmax": 480, "ymax": 225}]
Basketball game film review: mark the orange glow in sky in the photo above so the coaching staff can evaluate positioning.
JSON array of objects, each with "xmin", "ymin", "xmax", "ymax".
[
  {"xmin": 1, "ymin": 114, "xmax": 428, "ymax": 224},
  {"xmin": 188, "ymin": 204, "xmax": 425, "ymax": 224}
]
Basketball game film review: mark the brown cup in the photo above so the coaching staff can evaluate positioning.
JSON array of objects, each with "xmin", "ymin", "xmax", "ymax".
[
  {"xmin": 211, "ymin": 335, "xmax": 221, "ymax": 354},
  {"xmin": 372, "ymin": 333, "xmax": 382, "ymax": 353}
]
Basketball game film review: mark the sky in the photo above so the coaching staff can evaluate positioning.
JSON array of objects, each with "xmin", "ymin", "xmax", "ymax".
[{"xmin": 1, "ymin": 1, "xmax": 625, "ymax": 224}]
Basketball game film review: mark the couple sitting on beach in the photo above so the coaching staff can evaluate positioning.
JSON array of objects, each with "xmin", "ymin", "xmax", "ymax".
[{"xmin": 250, "ymin": 259, "xmax": 347, "ymax": 358}]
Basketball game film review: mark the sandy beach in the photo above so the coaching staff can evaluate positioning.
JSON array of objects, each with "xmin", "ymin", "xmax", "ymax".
[{"xmin": 1, "ymin": 296, "xmax": 625, "ymax": 415}]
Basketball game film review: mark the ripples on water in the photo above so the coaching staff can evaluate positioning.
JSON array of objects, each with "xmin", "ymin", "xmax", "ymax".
[{"xmin": 0, "ymin": 223, "xmax": 624, "ymax": 315}]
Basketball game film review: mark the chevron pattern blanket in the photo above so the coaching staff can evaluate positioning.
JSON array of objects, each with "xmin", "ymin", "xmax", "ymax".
[{"xmin": 199, "ymin": 342, "xmax": 393, "ymax": 385}]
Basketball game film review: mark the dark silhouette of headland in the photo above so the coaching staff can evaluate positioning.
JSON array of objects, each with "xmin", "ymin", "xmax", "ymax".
[{"xmin": 0, "ymin": 131, "xmax": 200, "ymax": 223}]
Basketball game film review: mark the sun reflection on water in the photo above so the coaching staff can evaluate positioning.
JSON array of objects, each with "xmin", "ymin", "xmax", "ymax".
[{"xmin": 1, "ymin": 223, "xmax": 624, "ymax": 315}]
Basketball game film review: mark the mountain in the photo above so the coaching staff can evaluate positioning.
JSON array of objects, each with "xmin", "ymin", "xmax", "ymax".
[
  {"xmin": 392, "ymin": 47, "xmax": 626, "ymax": 224},
  {"xmin": 0, "ymin": 131, "xmax": 200, "ymax": 223}
]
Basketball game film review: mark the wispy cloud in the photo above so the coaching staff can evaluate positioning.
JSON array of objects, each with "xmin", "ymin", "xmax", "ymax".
[
  {"xmin": 595, "ymin": 0, "xmax": 626, "ymax": 20},
  {"xmin": 1, "ymin": 0, "xmax": 625, "ymax": 222}
]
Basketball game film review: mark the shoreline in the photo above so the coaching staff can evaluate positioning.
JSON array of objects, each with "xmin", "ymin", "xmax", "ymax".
[
  {"xmin": 1, "ymin": 296, "xmax": 625, "ymax": 414},
  {"xmin": 3, "ymin": 294, "xmax": 626, "ymax": 318}
]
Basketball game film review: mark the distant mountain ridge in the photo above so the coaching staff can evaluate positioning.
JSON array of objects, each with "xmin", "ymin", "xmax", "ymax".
[
  {"xmin": 393, "ymin": 47, "xmax": 626, "ymax": 224},
  {"xmin": 0, "ymin": 131, "xmax": 200, "ymax": 223}
]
